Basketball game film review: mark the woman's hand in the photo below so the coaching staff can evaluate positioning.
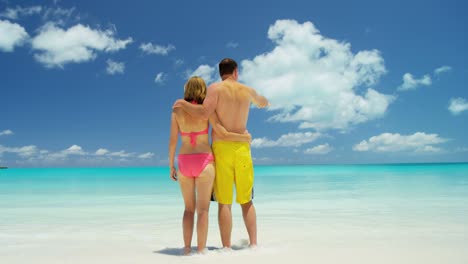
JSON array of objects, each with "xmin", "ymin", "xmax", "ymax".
[
  {"xmin": 170, "ymin": 166, "xmax": 177, "ymax": 181},
  {"xmin": 244, "ymin": 130, "xmax": 252, "ymax": 143}
]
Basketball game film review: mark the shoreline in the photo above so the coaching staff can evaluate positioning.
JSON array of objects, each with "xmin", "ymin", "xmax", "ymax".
[{"xmin": 2, "ymin": 161, "xmax": 468, "ymax": 169}]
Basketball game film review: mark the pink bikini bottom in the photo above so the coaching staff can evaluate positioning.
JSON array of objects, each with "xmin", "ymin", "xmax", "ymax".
[{"xmin": 178, "ymin": 153, "xmax": 214, "ymax": 178}]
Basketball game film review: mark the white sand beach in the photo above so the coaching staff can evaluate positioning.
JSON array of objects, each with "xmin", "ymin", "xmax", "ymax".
[{"xmin": 1, "ymin": 205, "xmax": 467, "ymax": 264}]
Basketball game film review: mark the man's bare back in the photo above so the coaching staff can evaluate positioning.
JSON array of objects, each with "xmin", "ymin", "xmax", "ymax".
[{"xmin": 212, "ymin": 79, "xmax": 253, "ymax": 141}]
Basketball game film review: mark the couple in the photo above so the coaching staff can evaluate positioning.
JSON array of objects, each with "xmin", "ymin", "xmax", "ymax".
[{"xmin": 169, "ymin": 58, "xmax": 269, "ymax": 255}]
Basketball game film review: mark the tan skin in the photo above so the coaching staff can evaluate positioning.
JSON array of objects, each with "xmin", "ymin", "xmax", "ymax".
[
  {"xmin": 169, "ymin": 103, "xmax": 251, "ymax": 255},
  {"xmin": 173, "ymin": 69, "xmax": 269, "ymax": 248}
]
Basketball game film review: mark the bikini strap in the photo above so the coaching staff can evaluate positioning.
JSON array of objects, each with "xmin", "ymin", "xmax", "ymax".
[{"xmin": 180, "ymin": 127, "xmax": 209, "ymax": 146}]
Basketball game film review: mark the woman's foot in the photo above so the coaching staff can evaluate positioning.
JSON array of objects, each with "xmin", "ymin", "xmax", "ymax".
[
  {"xmin": 183, "ymin": 247, "xmax": 192, "ymax": 255},
  {"xmin": 197, "ymin": 247, "xmax": 208, "ymax": 254}
]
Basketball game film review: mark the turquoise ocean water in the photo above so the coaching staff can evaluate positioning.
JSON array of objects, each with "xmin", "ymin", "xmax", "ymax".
[
  {"xmin": 1, "ymin": 164, "xmax": 467, "ymax": 263},
  {"xmin": 1, "ymin": 164, "xmax": 468, "ymax": 226}
]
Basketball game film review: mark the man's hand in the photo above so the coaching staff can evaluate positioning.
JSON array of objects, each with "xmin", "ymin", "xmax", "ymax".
[
  {"xmin": 172, "ymin": 99, "xmax": 186, "ymax": 109},
  {"xmin": 257, "ymin": 99, "xmax": 269, "ymax": 108}
]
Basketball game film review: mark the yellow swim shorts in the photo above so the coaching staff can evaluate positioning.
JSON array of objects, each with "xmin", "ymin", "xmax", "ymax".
[{"xmin": 212, "ymin": 141, "xmax": 254, "ymax": 205}]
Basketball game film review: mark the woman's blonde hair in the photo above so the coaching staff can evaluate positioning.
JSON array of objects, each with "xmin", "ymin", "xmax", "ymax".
[{"xmin": 184, "ymin": 76, "xmax": 207, "ymax": 104}]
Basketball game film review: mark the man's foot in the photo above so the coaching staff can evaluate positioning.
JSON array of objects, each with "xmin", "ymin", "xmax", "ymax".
[{"xmin": 197, "ymin": 247, "xmax": 208, "ymax": 254}]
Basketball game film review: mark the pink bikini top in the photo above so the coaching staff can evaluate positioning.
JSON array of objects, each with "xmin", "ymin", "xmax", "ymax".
[{"xmin": 180, "ymin": 127, "xmax": 209, "ymax": 147}]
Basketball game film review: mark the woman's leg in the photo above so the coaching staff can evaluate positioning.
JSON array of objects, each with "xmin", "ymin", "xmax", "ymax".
[
  {"xmin": 178, "ymin": 172, "xmax": 196, "ymax": 255},
  {"xmin": 195, "ymin": 162, "xmax": 215, "ymax": 253}
]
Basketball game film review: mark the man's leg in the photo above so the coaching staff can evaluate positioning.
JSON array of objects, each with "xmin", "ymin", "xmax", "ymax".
[
  {"xmin": 212, "ymin": 142, "xmax": 235, "ymax": 249},
  {"xmin": 218, "ymin": 203, "xmax": 232, "ymax": 248},
  {"xmin": 235, "ymin": 143, "xmax": 256, "ymax": 246},
  {"xmin": 241, "ymin": 201, "xmax": 257, "ymax": 246}
]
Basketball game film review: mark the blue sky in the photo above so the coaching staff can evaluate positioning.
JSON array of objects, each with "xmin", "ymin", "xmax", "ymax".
[{"xmin": 1, "ymin": 0, "xmax": 467, "ymax": 167}]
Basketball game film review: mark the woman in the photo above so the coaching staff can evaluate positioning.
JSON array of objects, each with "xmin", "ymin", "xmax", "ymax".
[{"xmin": 168, "ymin": 76, "xmax": 251, "ymax": 255}]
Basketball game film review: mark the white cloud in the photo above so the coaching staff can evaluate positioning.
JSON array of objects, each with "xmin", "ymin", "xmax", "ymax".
[
  {"xmin": 455, "ymin": 147, "xmax": 468, "ymax": 152},
  {"xmin": 304, "ymin": 143, "xmax": 332, "ymax": 155},
  {"xmin": 0, "ymin": 129, "xmax": 13, "ymax": 136},
  {"xmin": 0, "ymin": 5, "xmax": 42, "ymax": 20},
  {"xmin": 252, "ymin": 157, "xmax": 272, "ymax": 164},
  {"xmin": 434, "ymin": 65, "xmax": 452, "ymax": 75},
  {"xmin": 251, "ymin": 132, "xmax": 321, "ymax": 148},
  {"xmin": 226, "ymin": 41, "xmax": 239, "ymax": 48},
  {"xmin": 418, "ymin": 145, "xmax": 442, "ymax": 153},
  {"xmin": 138, "ymin": 152, "xmax": 154, "ymax": 159},
  {"xmin": 0, "ymin": 144, "xmax": 38, "ymax": 157},
  {"xmin": 397, "ymin": 73, "xmax": 432, "ymax": 91},
  {"xmin": 174, "ymin": 59, "xmax": 184, "ymax": 67},
  {"xmin": 63, "ymin": 145, "xmax": 86, "ymax": 155},
  {"xmin": 1, "ymin": 143, "xmax": 153, "ymax": 165},
  {"xmin": 240, "ymin": 19, "xmax": 393, "ymax": 131},
  {"xmin": 154, "ymin": 72, "xmax": 166, "ymax": 84},
  {"xmin": 42, "ymin": 6, "xmax": 75, "ymax": 20},
  {"xmin": 108, "ymin": 150, "xmax": 134, "ymax": 158},
  {"xmin": 16, "ymin": 145, "xmax": 39, "ymax": 157},
  {"xmin": 95, "ymin": 148, "xmax": 109, "ymax": 155},
  {"xmin": 353, "ymin": 132, "xmax": 448, "ymax": 153},
  {"xmin": 31, "ymin": 23, "xmax": 133, "ymax": 68},
  {"xmin": 188, "ymin": 64, "xmax": 216, "ymax": 84},
  {"xmin": 0, "ymin": 5, "xmax": 79, "ymax": 34},
  {"xmin": 139, "ymin": 42, "xmax": 175, "ymax": 55},
  {"xmin": 448, "ymin": 97, "xmax": 468, "ymax": 115},
  {"xmin": 106, "ymin": 59, "xmax": 125, "ymax": 75},
  {"xmin": 0, "ymin": 19, "xmax": 29, "ymax": 52},
  {"xmin": 41, "ymin": 145, "xmax": 87, "ymax": 160}
]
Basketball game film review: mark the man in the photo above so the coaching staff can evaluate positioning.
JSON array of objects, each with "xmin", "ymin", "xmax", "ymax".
[{"xmin": 173, "ymin": 58, "xmax": 268, "ymax": 248}]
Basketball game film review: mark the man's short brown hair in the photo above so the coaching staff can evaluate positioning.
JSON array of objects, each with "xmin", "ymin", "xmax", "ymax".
[{"xmin": 219, "ymin": 58, "xmax": 238, "ymax": 77}]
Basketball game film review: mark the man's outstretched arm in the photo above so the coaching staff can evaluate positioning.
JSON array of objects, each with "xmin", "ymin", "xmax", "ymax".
[
  {"xmin": 242, "ymin": 83, "xmax": 269, "ymax": 108},
  {"xmin": 172, "ymin": 83, "xmax": 218, "ymax": 120}
]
